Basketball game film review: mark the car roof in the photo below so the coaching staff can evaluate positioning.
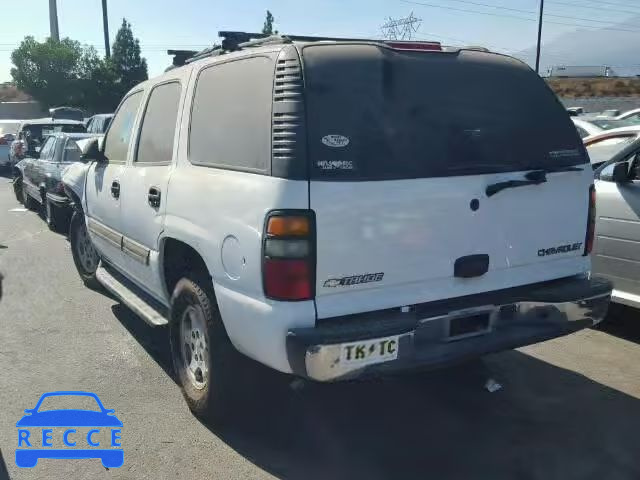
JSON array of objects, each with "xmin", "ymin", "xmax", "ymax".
[
  {"xmin": 20, "ymin": 118, "xmax": 85, "ymax": 126},
  {"xmin": 583, "ymin": 125, "xmax": 640, "ymax": 143}
]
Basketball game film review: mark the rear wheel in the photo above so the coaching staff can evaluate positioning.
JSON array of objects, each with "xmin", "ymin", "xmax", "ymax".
[
  {"xmin": 21, "ymin": 183, "xmax": 37, "ymax": 210},
  {"xmin": 45, "ymin": 199, "xmax": 67, "ymax": 233},
  {"xmin": 69, "ymin": 211, "xmax": 101, "ymax": 289},
  {"xmin": 170, "ymin": 274, "xmax": 254, "ymax": 425},
  {"xmin": 13, "ymin": 176, "xmax": 23, "ymax": 203}
]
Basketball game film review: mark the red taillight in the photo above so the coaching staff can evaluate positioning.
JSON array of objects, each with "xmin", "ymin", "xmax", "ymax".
[
  {"xmin": 264, "ymin": 259, "xmax": 312, "ymax": 300},
  {"xmin": 585, "ymin": 185, "xmax": 596, "ymax": 255},
  {"xmin": 263, "ymin": 211, "xmax": 315, "ymax": 301},
  {"xmin": 0, "ymin": 137, "xmax": 6, "ymax": 145},
  {"xmin": 385, "ymin": 41, "xmax": 442, "ymax": 51}
]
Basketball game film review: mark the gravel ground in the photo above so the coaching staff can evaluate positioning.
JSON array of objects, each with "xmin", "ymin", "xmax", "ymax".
[{"xmin": 1, "ymin": 171, "xmax": 639, "ymax": 480}]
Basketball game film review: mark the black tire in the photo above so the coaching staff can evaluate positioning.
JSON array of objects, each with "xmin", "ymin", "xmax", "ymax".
[
  {"xmin": 22, "ymin": 182, "xmax": 37, "ymax": 210},
  {"xmin": 169, "ymin": 274, "xmax": 253, "ymax": 425},
  {"xmin": 69, "ymin": 211, "xmax": 101, "ymax": 289},
  {"xmin": 45, "ymin": 199, "xmax": 68, "ymax": 233},
  {"xmin": 13, "ymin": 176, "xmax": 23, "ymax": 203}
]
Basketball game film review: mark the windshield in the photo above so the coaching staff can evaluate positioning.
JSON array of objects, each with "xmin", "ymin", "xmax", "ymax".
[
  {"xmin": 590, "ymin": 118, "xmax": 639, "ymax": 130},
  {"xmin": 36, "ymin": 395, "xmax": 102, "ymax": 412},
  {"xmin": 304, "ymin": 45, "xmax": 586, "ymax": 180}
]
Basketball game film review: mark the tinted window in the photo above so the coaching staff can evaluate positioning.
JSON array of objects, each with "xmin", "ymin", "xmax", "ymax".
[
  {"xmin": 38, "ymin": 137, "xmax": 56, "ymax": 160},
  {"xmin": 104, "ymin": 91, "xmax": 143, "ymax": 163},
  {"xmin": 24, "ymin": 123, "xmax": 85, "ymax": 144},
  {"xmin": 63, "ymin": 139, "xmax": 82, "ymax": 163},
  {"xmin": 189, "ymin": 56, "xmax": 273, "ymax": 172},
  {"xmin": 304, "ymin": 45, "xmax": 586, "ymax": 180},
  {"xmin": 135, "ymin": 82, "xmax": 181, "ymax": 164}
]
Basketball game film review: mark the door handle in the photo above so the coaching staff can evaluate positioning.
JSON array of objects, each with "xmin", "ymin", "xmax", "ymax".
[
  {"xmin": 148, "ymin": 186, "xmax": 161, "ymax": 208},
  {"xmin": 111, "ymin": 180, "xmax": 120, "ymax": 198}
]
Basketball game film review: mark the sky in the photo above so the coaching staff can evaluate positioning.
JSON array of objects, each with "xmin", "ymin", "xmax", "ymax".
[{"xmin": 1, "ymin": 0, "xmax": 640, "ymax": 82}]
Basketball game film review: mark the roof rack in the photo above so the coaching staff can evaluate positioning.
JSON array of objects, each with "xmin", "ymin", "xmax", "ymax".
[{"xmin": 167, "ymin": 31, "xmax": 445, "ymax": 68}]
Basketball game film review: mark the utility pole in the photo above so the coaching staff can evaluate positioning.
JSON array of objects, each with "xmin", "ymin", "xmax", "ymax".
[
  {"xmin": 49, "ymin": 0, "xmax": 59, "ymax": 42},
  {"xmin": 381, "ymin": 12, "xmax": 422, "ymax": 40},
  {"xmin": 535, "ymin": 0, "xmax": 544, "ymax": 74},
  {"xmin": 102, "ymin": 0, "xmax": 111, "ymax": 58}
]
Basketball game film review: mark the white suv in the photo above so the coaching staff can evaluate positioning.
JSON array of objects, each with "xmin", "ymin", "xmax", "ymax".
[{"xmin": 67, "ymin": 32, "xmax": 612, "ymax": 423}]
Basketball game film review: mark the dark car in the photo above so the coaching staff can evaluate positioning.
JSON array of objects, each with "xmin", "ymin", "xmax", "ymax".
[
  {"xmin": 85, "ymin": 114, "xmax": 113, "ymax": 134},
  {"xmin": 13, "ymin": 132, "xmax": 97, "ymax": 232}
]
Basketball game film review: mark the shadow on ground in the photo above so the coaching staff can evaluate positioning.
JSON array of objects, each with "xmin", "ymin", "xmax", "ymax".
[
  {"xmin": 112, "ymin": 303, "xmax": 640, "ymax": 480},
  {"xmin": 597, "ymin": 303, "xmax": 640, "ymax": 344},
  {"xmin": 0, "ymin": 449, "xmax": 9, "ymax": 480}
]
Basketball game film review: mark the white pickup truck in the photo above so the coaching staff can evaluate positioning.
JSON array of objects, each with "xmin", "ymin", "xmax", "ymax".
[{"xmin": 64, "ymin": 32, "xmax": 612, "ymax": 424}]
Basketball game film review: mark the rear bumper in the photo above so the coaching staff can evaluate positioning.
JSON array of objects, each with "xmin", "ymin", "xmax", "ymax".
[
  {"xmin": 45, "ymin": 192, "xmax": 71, "ymax": 209},
  {"xmin": 286, "ymin": 275, "xmax": 612, "ymax": 381}
]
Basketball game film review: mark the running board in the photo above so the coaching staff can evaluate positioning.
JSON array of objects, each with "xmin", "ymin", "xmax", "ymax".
[{"xmin": 96, "ymin": 265, "xmax": 169, "ymax": 326}]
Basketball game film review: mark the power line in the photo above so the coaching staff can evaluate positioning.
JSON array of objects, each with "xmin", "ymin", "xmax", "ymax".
[
  {"xmin": 435, "ymin": 0, "xmax": 640, "ymax": 25},
  {"xmin": 400, "ymin": 0, "xmax": 640, "ymax": 34},
  {"xmin": 579, "ymin": 0, "xmax": 640, "ymax": 10},
  {"xmin": 548, "ymin": 0, "xmax": 640, "ymax": 16}
]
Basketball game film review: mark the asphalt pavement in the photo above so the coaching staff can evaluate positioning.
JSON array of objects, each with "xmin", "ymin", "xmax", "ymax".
[{"xmin": 1, "ymin": 170, "xmax": 640, "ymax": 480}]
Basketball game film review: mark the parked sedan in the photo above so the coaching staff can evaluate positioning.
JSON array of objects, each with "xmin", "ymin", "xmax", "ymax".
[
  {"xmin": 85, "ymin": 113, "xmax": 113, "ymax": 134},
  {"xmin": 593, "ymin": 135, "xmax": 640, "ymax": 308},
  {"xmin": 14, "ymin": 133, "xmax": 96, "ymax": 232}
]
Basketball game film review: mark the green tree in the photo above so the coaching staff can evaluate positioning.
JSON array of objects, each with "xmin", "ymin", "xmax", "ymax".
[
  {"xmin": 262, "ymin": 10, "xmax": 275, "ymax": 35},
  {"xmin": 10, "ymin": 37, "xmax": 88, "ymax": 108},
  {"xmin": 111, "ymin": 18, "xmax": 148, "ymax": 99}
]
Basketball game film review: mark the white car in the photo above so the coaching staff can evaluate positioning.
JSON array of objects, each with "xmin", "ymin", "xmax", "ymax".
[
  {"xmin": 66, "ymin": 31, "xmax": 612, "ymax": 424},
  {"xmin": 616, "ymin": 108, "xmax": 640, "ymax": 123},
  {"xmin": 0, "ymin": 119, "xmax": 20, "ymax": 169},
  {"xmin": 583, "ymin": 126, "xmax": 640, "ymax": 169},
  {"xmin": 572, "ymin": 118, "xmax": 604, "ymax": 139}
]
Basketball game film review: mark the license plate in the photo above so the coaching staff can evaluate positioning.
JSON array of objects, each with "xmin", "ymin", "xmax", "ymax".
[{"xmin": 341, "ymin": 335, "xmax": 400, "ymax": 366}]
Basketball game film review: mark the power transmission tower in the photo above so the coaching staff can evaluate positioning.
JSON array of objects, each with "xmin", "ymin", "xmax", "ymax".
[{"xmin": 381, "ymin": 12, "xmax": 421, "ymax": 40}]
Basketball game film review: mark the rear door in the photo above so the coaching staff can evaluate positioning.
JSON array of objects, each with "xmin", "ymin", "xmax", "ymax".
[
  {"xmin": 119, "ymin": 80, "xmax": 184, "ymax": 300},
  {"xmin": 302, "ymin": 45, "xmax": 593, "ymax": 319}
]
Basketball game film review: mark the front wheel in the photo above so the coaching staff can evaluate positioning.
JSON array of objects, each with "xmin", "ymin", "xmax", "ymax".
[
  {"xmin": 169, "ymin": 274, "xmax": 254, "ymax": 425},
  {"xmin": 69, "ymin": 211, "xmax": 101, "ymax": 289}
]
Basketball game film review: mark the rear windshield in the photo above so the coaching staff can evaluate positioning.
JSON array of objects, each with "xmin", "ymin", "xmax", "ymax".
[
  {"xmin": 303, "ymin": 45, "xmax": 586, "ymax": 180},
  {"xmin": 23, "ymin": 123, "xmax": 86, "ymax": 143}
]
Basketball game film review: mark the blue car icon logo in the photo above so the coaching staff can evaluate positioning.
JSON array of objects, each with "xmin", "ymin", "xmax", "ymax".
[{"xmin": 16, "ymin": 391, "xmax": 123, "ymax": 468}]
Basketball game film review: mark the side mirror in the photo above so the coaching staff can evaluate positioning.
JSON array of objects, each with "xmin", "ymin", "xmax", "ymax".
[
  {"xmin": 612, "ymin": 161, "xmax": 631, "ymax": 183},
  {"xmin": 77, "ymin": 137, "xmax": 105, "ymax": 163}
]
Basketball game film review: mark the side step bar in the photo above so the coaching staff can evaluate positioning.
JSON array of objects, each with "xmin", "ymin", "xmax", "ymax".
[{"xmin": 96, "ymin": 264, "xmax": 169, "ymax": 326}]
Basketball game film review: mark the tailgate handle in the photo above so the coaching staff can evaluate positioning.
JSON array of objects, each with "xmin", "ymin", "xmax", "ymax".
[{"xmin": 454, "ymin": 254, "xmax": 489, "ymax": 278}]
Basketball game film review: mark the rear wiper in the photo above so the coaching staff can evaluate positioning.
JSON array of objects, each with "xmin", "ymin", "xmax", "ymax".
[{"xmin": 485, "ymin": 165, "xmax": 584, "ymax": 198}]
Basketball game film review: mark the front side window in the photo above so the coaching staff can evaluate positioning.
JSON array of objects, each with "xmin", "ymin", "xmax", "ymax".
[
  {"xmin": 135, "ymin": 82, "xmax": 181, "ymax": 164},
  {"xmin": 104, "ymin": 91, "xmax": 143, "ymax": 163}
]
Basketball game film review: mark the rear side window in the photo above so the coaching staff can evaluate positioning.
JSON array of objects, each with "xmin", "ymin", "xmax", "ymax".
[
  {"xmin": 303, "ymin": 45, "xmax": 585, "ymax": 180},
  {"xmin": 189, "ymin": 56, "xmax": 273, "ymax": 173},
  {"xmin": 63, "ymin": 140, "xmax": 82, "ymax": 163},
  {"xmin": 104, "ymin": 91, "xmax": 143, "ymax": 163},
  {"xmin": 38, "ymin": 137, "xmax": 56, "ymax": 160},
  {"xmin": 135, "ymin": 82, "xmax": 181, "ymax": 164}
]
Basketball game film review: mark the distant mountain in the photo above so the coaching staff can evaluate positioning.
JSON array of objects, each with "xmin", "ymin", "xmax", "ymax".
[{"xmin": 515, "ymin": 14, "xmax": 640, "ymax": 77}]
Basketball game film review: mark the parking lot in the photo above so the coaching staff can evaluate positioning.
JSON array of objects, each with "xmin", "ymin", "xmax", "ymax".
[{"xmin": 1, "ymin": 170, "xmax": 640, "ymax": 480}]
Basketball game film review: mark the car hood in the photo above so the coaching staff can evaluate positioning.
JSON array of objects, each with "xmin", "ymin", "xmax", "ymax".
[{"xmin": 16, "ymin": 410, "xmax": 123, "ymax": 427}]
